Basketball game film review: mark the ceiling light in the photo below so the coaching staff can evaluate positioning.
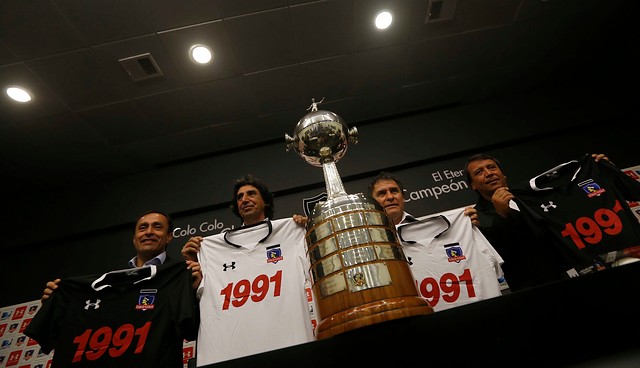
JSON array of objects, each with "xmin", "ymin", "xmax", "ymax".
[
  {"xmin": 6, "ymin": 86, "xmax": 32, "ymax": 102},
  {"xmin": 375, "ymin": 10, "xmax": 393, "ymax": 30},
  {"xmin": 190, "ymin": 44, "xmax": 213, "ymax": 64}
]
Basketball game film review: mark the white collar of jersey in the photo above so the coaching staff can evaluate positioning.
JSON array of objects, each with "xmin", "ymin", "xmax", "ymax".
[
  {"xmin": 91, "ymin": 264, "xmax": 158, "ymax": 291},
  {"xmin": 528, "ymin": 159, "xmax": 580, "ymax": 191},
  {"xmin": 400, "ymin": 212, "xmax": 418, "ymax": 224},
  {"xmin": 224, "ymin": 218, "xmax": 272, "ymax": 248},
  {"xmin": 396, "ymin": 215, "xmax": 450, "ymax": 244}
]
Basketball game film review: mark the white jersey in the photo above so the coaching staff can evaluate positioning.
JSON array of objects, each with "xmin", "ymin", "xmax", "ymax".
[
  {"xmin": 397, "ymin": 208, "xmax": 504, "ymax": 312},
  {"xmin": 196, "ymin": 218, "xmax": 316, "ymax": 365}
]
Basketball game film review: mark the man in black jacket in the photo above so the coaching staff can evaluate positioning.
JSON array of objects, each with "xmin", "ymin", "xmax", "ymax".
[{"xmin": 464, "ymin": 153, "xmax": 609, "ymax": 291}]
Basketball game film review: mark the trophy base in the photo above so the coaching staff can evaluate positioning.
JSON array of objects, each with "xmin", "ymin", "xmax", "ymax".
[
  {"xmin": 306, "ymin": 192, "xmax": 433, "ymax": 340},
  {"xmin": 315, "ymin": 296, "xmax": 433, "ymax": 340}
]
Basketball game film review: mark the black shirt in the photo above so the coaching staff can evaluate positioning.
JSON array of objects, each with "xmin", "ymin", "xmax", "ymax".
[
  {"xmin": 25, "ymin": 260, "xmax": 199, "ymax": 367},
  {"xmin": 511, "ymin": 154, "xmax": 640, "ymax": 273},
  {"xmin": 474, "ymin": 195, "xmax": 569, "ymax": 291}
]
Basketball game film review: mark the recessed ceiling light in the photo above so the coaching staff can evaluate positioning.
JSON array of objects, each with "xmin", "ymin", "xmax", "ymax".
[
  {"xmin": 6, "ymin": 86, "xmax": 32, "ymax": 103},
  {"xmin": 190, "ymin": 44, "xmax": 213, "ymax": 64},
  {"xmin": 375, "ymin": 10, "xmax": 393, "ymax": 30}
]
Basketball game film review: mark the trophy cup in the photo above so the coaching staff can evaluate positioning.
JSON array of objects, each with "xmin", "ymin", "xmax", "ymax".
[{"xmin": 285, "ymin": 99, "xmax": 433, "ymax": 340}]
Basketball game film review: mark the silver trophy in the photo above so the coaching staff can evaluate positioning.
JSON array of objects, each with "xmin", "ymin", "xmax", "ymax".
[{"xmin": 285, "ymin": 99, "xmax": 433, "ymax": 340}]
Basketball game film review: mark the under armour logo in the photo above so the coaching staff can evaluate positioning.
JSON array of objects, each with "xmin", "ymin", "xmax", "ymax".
[
  {"xmin": 223, "ymin": 262, "xmax": 236, "ymax": 271},
  {"xmin": 85, "ymin": 299, "xmax": 101, "ymax": 310},
  {"xmin": 540, "ymin": 201, "xmax": 557, "ymax": 212}
]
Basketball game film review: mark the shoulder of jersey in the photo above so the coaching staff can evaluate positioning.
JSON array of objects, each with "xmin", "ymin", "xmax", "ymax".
[{"xmin": 204, "ymin": 231, "xmax": 226, "ymax": 240}]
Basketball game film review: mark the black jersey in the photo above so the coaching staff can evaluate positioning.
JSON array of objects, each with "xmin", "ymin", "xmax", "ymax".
[
  {"xmin": 511, "ymin": 154, "xmax": 640, "ymax": 275},
  {"xmin": 24, "ymin": 260, "xmax": 199, "ymax": 368}
]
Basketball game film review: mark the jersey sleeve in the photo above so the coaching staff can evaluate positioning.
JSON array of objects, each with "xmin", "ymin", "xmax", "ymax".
[
  {"xmin": 163, "ymin": 262, "xmax": 200, "ymax": 342},
  {"xmin": 598, "ymin": 158, "xmax": 640, "ymax": 201},
  {"xmin": 23, "ymin": 287, "xmax": 62, "ymax": 354}
]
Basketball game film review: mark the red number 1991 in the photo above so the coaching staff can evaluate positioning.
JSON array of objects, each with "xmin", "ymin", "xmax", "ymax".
[{"xmin": 72, "ymin": 321, "xmax": 151, "ymax": 362}]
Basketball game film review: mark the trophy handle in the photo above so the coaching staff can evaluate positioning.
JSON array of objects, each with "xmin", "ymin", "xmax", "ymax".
[{"xmin": 284, "ymin": 133, "xmax": 296, "ymax": 152}]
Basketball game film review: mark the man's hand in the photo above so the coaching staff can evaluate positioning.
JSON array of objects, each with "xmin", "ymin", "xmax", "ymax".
[
  {"xmin": 292, "ymin": 214, "xmax": 308, "ymax": 227},
  {"xmin": 41, "ymin": 278, "xmax": 61, "ymax": 303},
  {"xmin": 182, "ymin": 236, "xmax": 203, "ymax": 261},
  {"xmin": 592, "ymin": 153, "xmax": 610, "ymax": 163},
  {"xmin": 491, "ymin": 187, "xmax": 515, "ymax": 218},
  {"xmin": 186, "ymin": 260, "xmax": 203, "ymax": 290},
  {"xmin": 463, "ymin": 206, "xmax": 480, "ymax": 227}
]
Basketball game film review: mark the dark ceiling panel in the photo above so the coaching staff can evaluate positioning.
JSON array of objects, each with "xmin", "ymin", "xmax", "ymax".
[
  {"xmin": 54, "ymin": 0, "xmax": 154, "ymax": 45},
  {"xmin": 189, "ymin": 76, "xmax": 256, "ymax": 123},
  {"xmin": 114, "ymin": 126, "xmax": 220, "ymax": 167},
  {"xmin": 81, "ymin": 101, "xmax": 149, "ymax": 146},
  {"xmin": 261, "ymin": 108, "xmax": 306, "ymax": 140},
  {"xmin": 224, "ymin": 8, "xmax": 297, "ymax": 73},
  {"xmin": 515, "ymin": 0, "xmax": 567, "ymax": 21},
  {"xmin": 352, "ymin": 44, "xmax": 409, "ymax": 95},
  {"xmin": 406, "ymin": 35, "xmax": 461, "ymax": 83},
  {"xmin": 138, "ymin": 0, "xmax": 221, "ymax": 31},
  {"xmin": 0, "ymin": 0, "xmax": 84, "ymax": 58},
  {"xmin": 463, "ymin": 0, "xmax": 521, "ymax": 31},
  {"xmin": 451, "ymin": 27, "xmax": 504, "ymax": 75},
  {"xmin": 0, "ymin": 40, "xmax": 18, "ymax": 64},
  {"xmin": 26, "ymin": 49, "xmax": 130, "ymax": 110},
  {"xmin": 290, "ymin": 0, "xmax": 355, "ymax": 62},
  {"xmin": 299, "ymin": 56, "xmax": 357, "ymax": 102},
  {"xmin": 131, "ymin": 88, "xmax": 207, "ymax": 134},
  {"xmin": 215, "ymin": 0, "xmax": 289, "ymax": 18},
  {"xmin": 397, "ymin": 79, "xmax": 447, "ymax": 113},
  {"xmin": 207, "ymin": 114, "xmax": 286, "ymax": 150},
  {"xmin": 243, "ymin": 65, "xmax": 306, "ymax": 115},
  {"xmin": 351, "ymin": 88, "xmax": 404, "ymax": 122},
  {"xmin": 0, "ymin": 0, "xmax": 632, "ymax": 199}
]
